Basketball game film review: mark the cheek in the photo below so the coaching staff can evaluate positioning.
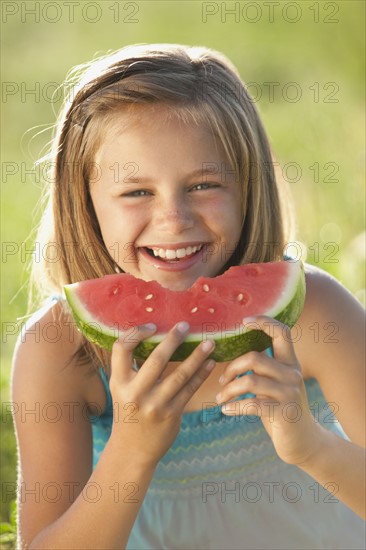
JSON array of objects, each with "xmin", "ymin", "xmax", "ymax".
[
  {"xmin": 91, "ymin": 193, "xmax": 126, "ymax": 230},
  {"xmin": 207, "ymin": 195, "xmax": 242, "ymax": 231},
  {"xmin": 98, "ymin": 205, "xmax": 148, "ymax": 251}
]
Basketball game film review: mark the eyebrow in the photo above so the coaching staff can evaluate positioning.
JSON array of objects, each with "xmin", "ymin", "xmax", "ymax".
[{"xmin": 121, "ymin": 166, "xmax": 223, "ymax": 184}]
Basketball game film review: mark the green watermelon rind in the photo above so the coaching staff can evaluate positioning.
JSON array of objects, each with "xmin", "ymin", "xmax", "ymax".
[{"xmin": 64, "ymin": 261, "xmax": 306, "ymax": 362}]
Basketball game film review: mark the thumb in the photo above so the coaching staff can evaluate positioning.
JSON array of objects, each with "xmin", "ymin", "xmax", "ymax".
[{"xmin": 243, "ymin": 315, "xmax": 298, "ymax": 365}]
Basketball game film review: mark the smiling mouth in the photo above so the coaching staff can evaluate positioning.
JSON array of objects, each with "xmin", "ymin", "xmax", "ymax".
[{"xmin": 142, "ymin": 244, "xmax": 204, "ymax": 263}]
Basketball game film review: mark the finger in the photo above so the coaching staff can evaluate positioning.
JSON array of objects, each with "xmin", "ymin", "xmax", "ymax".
[
  {"xmin": 243, "ymin": 315, "xmax": 299, "ymax": 366},
  {"xmin": 159, "ymin": 339, "xmax": 216, "ymax": 404},
  {"xmin": 219, "ymin": 350, "xmax": 285, "ymax": 386},
  {"xmin": 111, "ymin": 323, "xmax": 157, "ymax": 385},
  {"xmin": 221, "ymin": 397, "xmax": 305, "ymax": 426},
  {"xmin": 173, "ymin": 358, "xmax": 216, "ymax": 411},
  {"xmin": 216, "ymin": 373, "xmax": 288, "ymax": 406},
  {"xmin": 220, "ymin": 398, "xmax": 277, "ymax": 417},
  {"xmin": 136, "ymin": 322, "xmax": 193, "ymax": 390}
]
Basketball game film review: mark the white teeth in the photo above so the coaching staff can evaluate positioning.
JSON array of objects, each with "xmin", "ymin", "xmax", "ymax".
[
  {"xmin": 149, "ymin": 244, "xmax": 203, "ymax": 260},
  {"xmin": 176, "ymin": 248, "xmax": 187, "ymax": 258},
  {"xmin": 166, "ymin": 249, "xmax": 177, "ymax": 260}
]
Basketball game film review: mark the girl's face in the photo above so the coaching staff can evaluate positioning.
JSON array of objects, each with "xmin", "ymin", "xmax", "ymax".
[{"xmin": 91, "ymin": 106, "xmax": 243, "ymax": 291}]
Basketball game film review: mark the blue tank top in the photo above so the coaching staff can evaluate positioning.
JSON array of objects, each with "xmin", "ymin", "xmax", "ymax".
[{"xmin": 91, "ymin": 353, "xmax": 365, "ymax": 549}]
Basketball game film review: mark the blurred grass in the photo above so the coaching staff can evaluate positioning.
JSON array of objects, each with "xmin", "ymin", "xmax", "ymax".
[{"xmin": 1, "ymin": 0, "xmax": 365, "ymax": 524}]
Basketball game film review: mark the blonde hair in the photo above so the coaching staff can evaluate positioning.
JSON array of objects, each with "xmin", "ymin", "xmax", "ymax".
[{"xmin": 31, "ymin": 43, "xmax": 294, "ymax": 366}]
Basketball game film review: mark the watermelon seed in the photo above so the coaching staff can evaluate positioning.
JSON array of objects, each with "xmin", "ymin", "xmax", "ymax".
[
  {"xmin": 208, "ymin": 308, "xmax": 215, "ymax": 313},
  {"xmin": 190, "ymin": 307, "xmax": 198, "ymax": 313},
  {"xmin": 203, "ymin": 284, "xmax": 210, "ymax": 292},
  {"xmin": 145, "ymin": 307, "xmax": 154, "ymax": 312},
  {"xmin": 237, "ymin": 292, "xmax": 250, "ymax": 305},
  {"xmin": 145, "ymin": 294, "xmax": 154, "ymax": 300}
]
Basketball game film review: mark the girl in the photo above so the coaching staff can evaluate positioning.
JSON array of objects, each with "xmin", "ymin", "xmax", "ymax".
[{"xmin": 12, "ymin": 44, "xmax": 365, "ymax": 549}]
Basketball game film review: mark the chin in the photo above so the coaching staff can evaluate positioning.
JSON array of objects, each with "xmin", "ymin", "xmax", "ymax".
[
  {"xmin": 155, "ymin": 268, "xmax": 221, "ymax": 292},
  {"xmin": 155, "ymin": 277, "xmax": 195, "ymax": 292}
]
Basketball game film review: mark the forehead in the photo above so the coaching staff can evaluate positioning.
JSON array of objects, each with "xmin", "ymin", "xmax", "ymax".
[{"xmin": 95, "ymin": 104, "xmax": 227, "ymax": 165}]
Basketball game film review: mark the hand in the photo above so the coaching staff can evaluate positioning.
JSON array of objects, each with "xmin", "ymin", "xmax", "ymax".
[
  {"xmin": 215, "ymin": 316, "xmax": 324, "ymax": 466},
  {"xmin": 109, "ymin": 322, "xmax": 216, "ymax": 466}
]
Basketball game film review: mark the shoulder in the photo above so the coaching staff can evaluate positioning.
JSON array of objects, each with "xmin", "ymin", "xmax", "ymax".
[
  {"xmin": 300, "ymin": 262, "xmax": 365, "ymax": 333},
  {"xmin": 304, "ymin": 262, "xmax": 362, "ymax": 304},
  {"xmin": 12, "ymin": 298, "xmax": 106, "ymax": 413},
  {"xmin": 296, "ymin": 262, "xmax": 365, "ymax": 366},
  {"xmin": 294, "ymin": 263, "xmax": 365, "ymax": 445}
]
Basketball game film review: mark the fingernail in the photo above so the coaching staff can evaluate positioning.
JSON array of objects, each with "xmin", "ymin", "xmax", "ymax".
[
  {"xmin": 176, "ymin": 321, "xmax": 190, "ymax": 333},
  {"xmin": 142, "ymin": 323, "xmax": 157, "ymax": 331},
  {"xmin": 201, "ymin": 339, "xmax": 214, "ymax": 352},
  {"xmin": 243, "ymin": 317, "xmax": 257, "ymax": 324},
  {"xmin": 222, "ymin": 401, "xmax": 239, "ymax": 413},
  {"xmin": 218, "ymin": 375, "xmax": 225, "ymax": 385}
]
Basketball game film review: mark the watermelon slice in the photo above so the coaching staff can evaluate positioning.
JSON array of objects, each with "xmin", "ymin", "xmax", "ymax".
[{"xmin": 64, "ymin": 260, "xmax": 305, "ymax": 362}]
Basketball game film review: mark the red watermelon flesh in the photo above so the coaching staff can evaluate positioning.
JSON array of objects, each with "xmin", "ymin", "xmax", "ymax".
[{"xmin": 64, "ymin": 261, "xmax": 305, "ymax": 361}]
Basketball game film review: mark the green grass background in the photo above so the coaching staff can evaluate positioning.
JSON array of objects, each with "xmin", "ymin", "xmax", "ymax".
[{"xmin": 1, "ymin": 0, "xmax": 365, "ymax": 528}]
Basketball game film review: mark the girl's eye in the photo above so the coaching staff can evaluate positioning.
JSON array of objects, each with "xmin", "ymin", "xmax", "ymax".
[
  {"xmin": 123, "ymin": 190, "xmax": 151, "ymax": 197},
  {"xmin": 192, "ymin": 183, "xmax": 219, "ymax": 191},
  {"xmin": 121, "ymin": 183, "xmax": 219, "ymax": 197}
]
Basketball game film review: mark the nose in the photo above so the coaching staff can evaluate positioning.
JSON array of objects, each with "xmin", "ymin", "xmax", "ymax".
[{"xmin": 152, "ymin": 193, "xmax": 195, "ymax": 234}]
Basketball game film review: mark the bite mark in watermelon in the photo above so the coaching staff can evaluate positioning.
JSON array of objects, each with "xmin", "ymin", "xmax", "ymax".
[{"xmin": 64, "ymin": 260, "xmax": 306, "ymax": 362}]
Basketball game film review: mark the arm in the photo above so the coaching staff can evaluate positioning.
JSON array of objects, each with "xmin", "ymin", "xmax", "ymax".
[
  {"xmin": 215, "ymin": 265, "xmax": 365, "ymax": 519},
  {"xmin": 295, "ymin": 265, "xmax": 366, "ymax": 519},
  {"xmin": 12, "ymin": 304, "xmax": 156, "ymax": 550},
  {"xmin": 299, "ymin": 426, "xmax": 365, "ymax": 519},
  {"xmin": 13, "ymin": 305, "xmax": 216, "ymax": 549}
]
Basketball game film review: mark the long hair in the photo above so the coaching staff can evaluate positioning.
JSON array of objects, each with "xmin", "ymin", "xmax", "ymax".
[{"xmin": 30, "ymin": 43, "xmax": 294, "ymax": 369}]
